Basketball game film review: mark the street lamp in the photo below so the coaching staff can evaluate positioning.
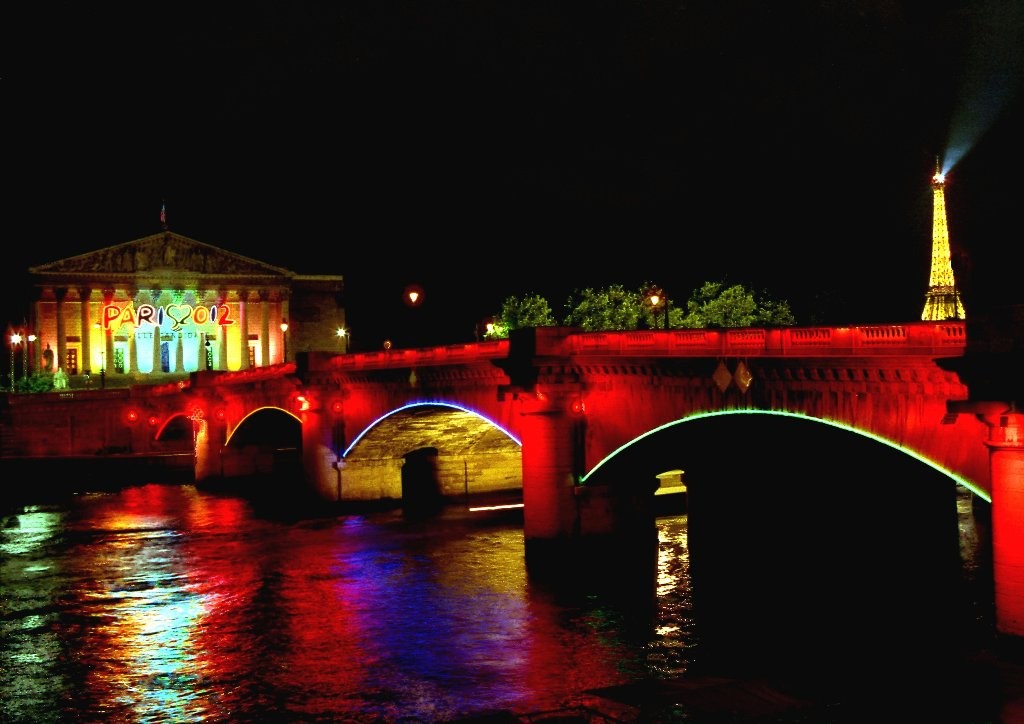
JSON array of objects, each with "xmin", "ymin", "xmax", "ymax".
[
  {"xmin": 280, "ymin": 320, "xmax": 289, "ymax": 363},
  {"xmin": 404, "ymin": 284, "xmax": 424, "ymax": 308},
  {"xmin": 646, "ymin": 287, "xmax": 669, "ymax": 330},
  {"xmin": 9, "ymin": 331, "xmax": 22, "ymax": 392},
  {"xmin": 336, "ymin": 327, "xmax": 349, "ymax": 353}
]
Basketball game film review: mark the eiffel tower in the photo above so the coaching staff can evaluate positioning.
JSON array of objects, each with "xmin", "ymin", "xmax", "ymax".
[{"xmin": 921, "ymin": 159, "xmax": 966, "ymax": 321}]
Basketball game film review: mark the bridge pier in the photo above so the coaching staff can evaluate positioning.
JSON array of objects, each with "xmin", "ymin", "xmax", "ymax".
[
  {"xmin": 985, "ymin": 405, "xmax": 1024, "ymax": 639},
  {"xmin": 517, "ymin": 392, "xmax": 580, "ymax": 563},
  {"xmin": 514, "ymin": 379, "xmax": 658, "ymax": 580},
  {"xmin": 194, "ymin": 413, "xmax": 226, "ymax": 483},
  {"xmin": 301, "ymin": 401, "xmax": 342, "ymax": 501}
]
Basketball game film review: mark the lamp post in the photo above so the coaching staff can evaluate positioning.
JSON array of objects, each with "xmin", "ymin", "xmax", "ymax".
[
  {"xmin": 646, "ymin": 287, "xmax": 669, "ymax": 330},
  {"xmin": 9, "ymin": 331, "xmax": 22, "ymax": 392},
  {"xmin": 280, "ymin": 320, "xmax": 289, "ymax": 363},
  {"xmin": 336, "ymin": 327, "xmax": 349, "ymax": 353}
]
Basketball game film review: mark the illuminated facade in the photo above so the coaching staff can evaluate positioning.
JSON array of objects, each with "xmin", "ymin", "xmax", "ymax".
[
  {"xmin": 28, "ymin": 231, "xmax": 344, "ymax": 382},
  {"xmin": 921, "ymin": 162, "xmax": 966, "ymax": 321}
]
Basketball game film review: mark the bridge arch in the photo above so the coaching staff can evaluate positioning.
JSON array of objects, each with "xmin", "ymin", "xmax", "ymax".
[
  {"xmin": 632, "ymin": 411, "xmax": 977, "ymax": 690},
  {"xmin": 582, "ymin": 409, "xmax": 990, "ymax": 503},
  {"xmin": 152, "ymin": 412, "xmax": 194, "ymax": 445},
  {"xmin": 225, "ymin": 406, "xmax": 302, "ymax": 448},
  {"xmin": 338, "ymin": 402, "xmax": 522, "ymax": 505},
  {"xmin": 214, "ymin": 406, "xmax": 303, "ymax": 483}
]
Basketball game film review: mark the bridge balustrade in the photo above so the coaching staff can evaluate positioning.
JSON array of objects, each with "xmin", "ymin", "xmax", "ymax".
[
  {"xmin": 562, "ymin": 322, "xmax": 966, "ymax": 357},
  {"xmin": 328, "ymin": 340, "xmax": 511, "ymax": 371}
]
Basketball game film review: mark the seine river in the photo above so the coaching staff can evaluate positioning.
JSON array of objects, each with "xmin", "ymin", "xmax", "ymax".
[{"xmin": 0, "ymin": 479, "xmax": 1017, "ymax": 722}]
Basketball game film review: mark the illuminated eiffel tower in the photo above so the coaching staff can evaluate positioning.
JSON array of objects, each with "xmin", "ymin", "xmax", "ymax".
[{"xmin": 921, "ymin": 159, "xmax": 966, "ymax": 321}]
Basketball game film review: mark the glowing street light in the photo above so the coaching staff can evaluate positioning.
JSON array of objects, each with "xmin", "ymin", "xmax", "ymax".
[
  {"xmin": 646, "ymin": 287, "xmax": 669, "ymax": 330},
  {"xmin": 9, "ymin": 330, "xmax": 22, "ymax": 392},
  {"xmin": 404, "ymin": 284, "xmax": 424, "ymax": 307},
  {"xmin": 280, "ymin": 320, "xmax": 289, "ymax": 363},
  {"xmin": 336, "ymin": 327, "xmax": 349, "ymax": 353}
]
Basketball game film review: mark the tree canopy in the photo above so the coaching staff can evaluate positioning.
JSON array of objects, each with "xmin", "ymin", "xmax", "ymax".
[
  {"xmin": 678, "ymin": 281, "xmax": 796, "ymax": 328},
  {"xmin": 487, "ymin": 281, "xmax": 795, "ymax": 337}
]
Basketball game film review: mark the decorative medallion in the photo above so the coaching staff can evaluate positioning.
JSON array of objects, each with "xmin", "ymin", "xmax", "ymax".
[
  {"xmin": 734, "ymin": 360, "xmax": 753, "ymax": 393},
  {"xmin": 712, "ymin": 360, "xmax": 732, "ymax": 392}
]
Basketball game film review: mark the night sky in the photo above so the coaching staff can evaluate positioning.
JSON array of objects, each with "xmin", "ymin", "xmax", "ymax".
[{"xmin": 6, "ymin": 2, "xmax": 1023, "ymax": 350}]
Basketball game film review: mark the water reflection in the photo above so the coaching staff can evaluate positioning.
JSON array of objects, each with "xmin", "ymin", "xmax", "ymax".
[
  {"xmin": 2, "ymin": 486, "xmax": 655, "ymax": 721},
  {"xmin": 0, "ymin": 481, "xmax": 1001, "ymax": 722}
]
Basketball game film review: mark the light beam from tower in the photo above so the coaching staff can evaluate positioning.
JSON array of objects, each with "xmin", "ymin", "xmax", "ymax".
[{"xmin": 921, "ymin": 158, "xmax": 965, "ymax": 321}]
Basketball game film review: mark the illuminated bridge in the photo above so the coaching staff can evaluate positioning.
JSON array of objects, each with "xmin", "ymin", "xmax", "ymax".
[{"xmin": 4, "ymin": 321, "xmax": 1024, "ymax": 638}]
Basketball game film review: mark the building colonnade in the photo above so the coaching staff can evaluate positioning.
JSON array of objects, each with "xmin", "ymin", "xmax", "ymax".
[{"xmin": 32, "ymin": 285, "xmax": 291, "ymax": 380}]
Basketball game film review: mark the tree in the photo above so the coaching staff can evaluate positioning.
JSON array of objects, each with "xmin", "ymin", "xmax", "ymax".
[
  {"xmin": 485, "ymin": 293, "xmax": 557, "ymax": 338},
  {"xmin": 563, "ymin": 284, "xmax": 646, "ymax": 331},
  {"xmin": 678, "ymin": 281, "xmax": 796, "ymax": 328},
  {"xmin": 488, "ymin": 281, "xmax": 795, "ymax": 337}
]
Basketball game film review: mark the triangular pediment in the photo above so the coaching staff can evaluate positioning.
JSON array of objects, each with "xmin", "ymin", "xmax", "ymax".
[{"xmin": 29, "ymin": 232, "xmax": 293, "ymax": 277}]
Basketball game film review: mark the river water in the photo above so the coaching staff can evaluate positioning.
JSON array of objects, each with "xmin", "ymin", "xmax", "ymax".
[{"xmin": 0, "ymin": 481, "xmax": 1013, "ymax": 722}]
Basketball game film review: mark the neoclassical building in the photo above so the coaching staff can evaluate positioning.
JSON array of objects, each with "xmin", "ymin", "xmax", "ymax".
[{"xmin": 28, "ymin": 231, "xmax": 344, "ymax": 383}]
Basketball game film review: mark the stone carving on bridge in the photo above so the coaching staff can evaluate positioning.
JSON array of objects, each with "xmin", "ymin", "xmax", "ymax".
[
  {"xmin": 711, "ymin": 360, "xmax": 753, "ymax": 393},
  {"xmin": 713, "ymin": 361, "xmax": 732, "ymax": 392}
]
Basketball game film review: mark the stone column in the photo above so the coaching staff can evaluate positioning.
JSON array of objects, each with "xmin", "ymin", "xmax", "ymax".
[
  {"xmin": 125, "ymin": 288, "xmax": 138, "ymax": 374},
  {"xmin": 56, "ymin": 288, "xmax": 68, "ymax": 374},
  {"xmin": 237, "ymin": 290, "xmax": 250, "ymax": 370},
  {"xmin": 260, "ymin": 292, "xmax": 271, "ymax": 368},
  {"xmin": 102, "ymin": 289, "xmax": 115, "ymax": 376},
  {"xmin": 77, "ymin": 288, "xmax": 91, "ymax": 374},
  {"xmin": 215, "ymin": 289, "xmax": 228, "ymax": 371},
  {"xmin": 199, "ymin": 333, "xmax": 210, "ymax": 371},
  {"xmin": 151, "ymin": 290, "xmax": 163, "ymax": 373},
  {"xmin": 175, "ymin": 332, "xmax": 184, "ymax": 373}
]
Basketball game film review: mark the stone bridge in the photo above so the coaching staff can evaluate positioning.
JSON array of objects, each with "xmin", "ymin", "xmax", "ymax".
[{"xmin": 4, "ymin": 321, "xmax": 1024, "ymax": 637}]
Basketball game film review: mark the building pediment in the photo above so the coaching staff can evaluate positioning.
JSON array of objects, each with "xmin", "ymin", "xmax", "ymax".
[{"xmin": 29, "ymin": 232, "xmax": 293, "ymax": 278}]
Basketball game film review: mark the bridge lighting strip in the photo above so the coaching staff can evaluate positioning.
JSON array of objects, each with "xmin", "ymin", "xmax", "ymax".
[
  {"xmin": 580, "ymin": 408, "xmax": 989, "ymax": 503},
  {"xmin": 340, "ymin": 401, "xmax": 522, "ymax": 459}
]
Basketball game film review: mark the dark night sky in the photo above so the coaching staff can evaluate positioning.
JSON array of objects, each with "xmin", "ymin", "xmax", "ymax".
[{"xmin": 5, "ymin": 1, "xmax": 1023, "ymax": 350}]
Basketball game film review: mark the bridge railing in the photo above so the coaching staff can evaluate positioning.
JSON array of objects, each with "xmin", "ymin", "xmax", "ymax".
[
  {"xmin": 328, "ymin": 339, "xmax": 512, "ymax": 370},
  {"xmin": 563, "ymin": 321, "xmax": 966, "ymax": 357},
  {"xmin": 197, "ymin": 323, "xmax": 967, "ymax": 384}
]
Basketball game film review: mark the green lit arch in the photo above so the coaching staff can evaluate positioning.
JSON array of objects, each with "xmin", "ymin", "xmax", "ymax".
[{"xmin": 580, "ymin": 408, "xmax": 989, "ymax": 502}]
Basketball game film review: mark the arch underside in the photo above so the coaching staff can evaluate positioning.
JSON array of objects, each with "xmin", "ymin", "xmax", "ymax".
[
  {"xmin": 583, "ymin": 409, "xmax": 989, "ymax": 503},
  {"xmin": 340, "ymin": 403, "xmax": 522, "ymax": 503}
]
